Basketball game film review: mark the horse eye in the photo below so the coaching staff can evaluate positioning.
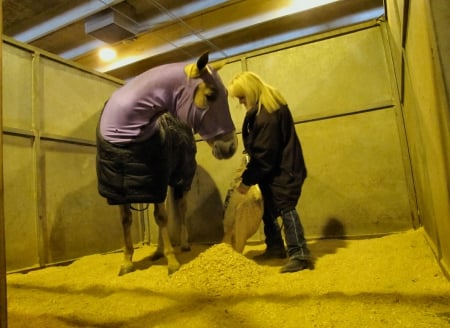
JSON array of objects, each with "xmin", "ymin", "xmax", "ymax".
[
  {"xmin": 206, "ymin": 92, "xmax": 217, "ymax": 102},
  {"xmin": 205, "ymin": 86, "xmax": 218, "ymax": 102}
]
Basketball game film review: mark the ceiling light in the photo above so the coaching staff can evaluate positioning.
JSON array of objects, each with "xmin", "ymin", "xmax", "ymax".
[{"xmin": 99, "ymin": 47, "xmax": 117, "ymax": 61}]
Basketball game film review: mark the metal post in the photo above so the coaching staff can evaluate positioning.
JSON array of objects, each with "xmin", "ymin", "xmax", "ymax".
[{"xmin": 0, "ymin": 2, "xmax": 9, "ymax": 327}]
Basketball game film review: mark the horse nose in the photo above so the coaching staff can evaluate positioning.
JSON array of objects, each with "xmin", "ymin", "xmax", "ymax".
[{"xmin": 213, "ymin": 136, "xmax": 237, "ymax": 159}]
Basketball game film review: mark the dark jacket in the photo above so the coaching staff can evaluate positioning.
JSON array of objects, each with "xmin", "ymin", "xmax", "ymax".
[{"xmin": 241, "ymin": 104, "xmax": 307, "ymax": 210}]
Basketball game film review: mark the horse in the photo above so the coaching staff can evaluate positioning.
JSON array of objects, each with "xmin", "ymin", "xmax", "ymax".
[
  {"xmin": 96, "ymin": 52, "xmax": 238, "ymax": 275},
  {"xmin": 222, "ymin": 154, "xmax": 263, "ymax": 253}
]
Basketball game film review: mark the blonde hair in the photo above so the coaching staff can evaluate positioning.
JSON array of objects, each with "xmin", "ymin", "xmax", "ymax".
[{"xmin": 228, "ymin": 71, "xmax": 286, "ymax": 113}]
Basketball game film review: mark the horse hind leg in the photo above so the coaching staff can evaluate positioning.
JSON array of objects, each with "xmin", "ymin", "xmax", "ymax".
[
  {"xmin": 150, "ymin": 227, "xmax": 164, "ymax": 261},
  {"xmin": 119, "ymin": 204, "xmax": 136, "ymax": 276},
  {"xmin": 154, "ymin": 202, "xmax": 181, "ymax": 274}
]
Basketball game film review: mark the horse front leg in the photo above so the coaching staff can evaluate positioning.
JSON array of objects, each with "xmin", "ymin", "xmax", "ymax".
[
  {"xmin": 150, "ymin": 190, "xmax": 178, "ymax": 261},
  {"xmin": 172, "ymin": 190, "xmax": 190, "ymax": 252},
  {"xmin": 154, "ymin": 202, "xmax": 181, "ymax": 274},
  {"xmin": 119, "ymin": 204, "xmax": 135, "ymax": 276}
]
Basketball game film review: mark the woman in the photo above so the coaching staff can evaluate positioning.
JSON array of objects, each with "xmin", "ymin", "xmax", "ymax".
[{"xmin": 228, "ymin": 72, "xmax": 312, "ymax": 273}]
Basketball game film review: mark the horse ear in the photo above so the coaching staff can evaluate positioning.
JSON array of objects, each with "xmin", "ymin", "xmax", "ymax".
[
  {"xmin": 197, "ymin": 51, "xmax": 209, "ymax": 71},
  {"xmin": 197, "ymin": 52, "xmax": 227, "ymax": 71},
  {"xmin": 185, "ymin": 51, "xmax": 209, "ymax": 78}
]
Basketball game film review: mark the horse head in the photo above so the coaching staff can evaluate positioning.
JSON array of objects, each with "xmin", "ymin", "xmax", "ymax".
[{"xmin": 184, "ymin": 52, "xmax": 238, "ymax": 160}]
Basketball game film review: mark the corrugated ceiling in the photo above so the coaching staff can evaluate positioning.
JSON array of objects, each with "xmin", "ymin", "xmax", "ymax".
[{"xmin": 2, "ymin": 0, "xmax": 385, "ymax": 80}]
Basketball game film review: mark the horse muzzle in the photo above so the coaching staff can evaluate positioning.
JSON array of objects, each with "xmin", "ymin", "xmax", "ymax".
[{"xmin": 209, "ymin": 131, "xmax": 238, "ymax": 160}]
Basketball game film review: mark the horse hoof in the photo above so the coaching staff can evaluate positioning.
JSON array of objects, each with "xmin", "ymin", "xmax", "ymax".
[
  {"xmin": 168, "ymin": 263, "xmax": 181, "ymax": 275},
  {"xmin": 150, "ymin": 252, "xmax": 164, "ymax": 261},
  {"xmin": 181, "ymin": 245, "xmax": 191, "ymax": 252},
  {"xmin": 118, "ymin": 265, "xmax": 135, "ymax": 276}
]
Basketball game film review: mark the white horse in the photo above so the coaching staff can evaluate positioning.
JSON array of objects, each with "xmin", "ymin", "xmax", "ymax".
[{"xmin": 96, "ymin": 52, "xmax": 237, "ymax": 275}]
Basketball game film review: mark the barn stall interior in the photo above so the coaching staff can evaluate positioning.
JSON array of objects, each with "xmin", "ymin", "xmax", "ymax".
[{"xmin": 1, "ymin": 0, "xmax": 450, "ymax": 327}]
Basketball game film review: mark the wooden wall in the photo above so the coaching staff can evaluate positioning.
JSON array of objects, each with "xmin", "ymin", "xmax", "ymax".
[{"xmin": 385, "ymin": 0, "xmax": 450, "ymax": 278}]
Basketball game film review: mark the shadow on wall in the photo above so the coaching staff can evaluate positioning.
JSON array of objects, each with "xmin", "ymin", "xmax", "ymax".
[
  {"xmin": 322, "ymin": 217, "xmax": 346, "ymax": 238},
  {"xmin": 46, "ymin": 108, "xmax": 119, "ymax": 262},
  {"xmin": 308, "ymin": 218, "xmax": 347, "ymax": 259},
  {"xmin": 48, "ymin": 159, "xmax": 224, "ymax": 268},
  {"xmin": 48, "ymin": 178, "xmax": 125, "ymax": 264},
  {"xmin": 183, "ymin": 165, "xmax": 225, "ymax": 244}
]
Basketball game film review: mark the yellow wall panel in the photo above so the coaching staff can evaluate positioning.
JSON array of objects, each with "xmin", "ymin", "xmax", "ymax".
[
  {"xmin": 2, "ymin": 44, "xmax": 32, "ymax": 131},
  {"xmin": 41, "ymin": 141, "xmax": 133, "ymax": 263},
  {"xmin": 40, "ymin": 58, "xmax": 120, "ymax": 141},
  {"xmin": 299, "ymin": 108, "xmax": 412, "ymax": 237},
  {"xmin": 404, "ymin": 0, "xmax": 450, "ymax": 277},
  {"xmin": 247, "ymin": 27, "xmax": 392, "ymax": 120},
  {"xmin": 385, "ymin": 0, "xmax": 404, "ymax": 95},
  {"xmin": 3, "ymin": 136, "xmax": 39, "ymax": 270},
  {"xmin": 3, "ymin": 41, "xmax": 125, "ymax": 270}
]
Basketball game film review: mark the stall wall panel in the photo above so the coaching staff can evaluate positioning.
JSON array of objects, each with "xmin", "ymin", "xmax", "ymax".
[
  {"xmin": 299, "ymin": 108, "xmax": 411, "ymax": 237},
  {"xmin": 3, "ymin": 136, "xmax": 38, "ymax": 270},
  {"xmin": 2, "ymin": 44, "xmax": 32, "ymax": 130},
  {"xmin": 428, "ymin": 0, "xmax": 450, "ymax": 277},
  {"xmin": 41, "ymin": 140, "xmax": 132, "ymax": 263},
  {"xmin": 385, "ymin": 0, "xmax": 404, "ymax": 95},
  {"xmin": 246, "ymin": 26, "xmax": 392, "ymax": 120},
  {"xmin": 2, "ymin": 40, "xmax": 131, "ymax": 271},
  {"xmin": 404, "ymin": 0, "xmax": 450, "ymax": 274},
  {"xmin": 40, "ymin": 58, "xmax": 120, "ymax": 141},
  {"xmin": 430, "ymin": 0, "xmax": 450, "ymax": 105},
  {"xmin": 218, "ymin": 60, "xmax": 246, "ymax": 133},
  {"xmin": 402, "ymin": 66, "xmax": 431, "ymax": 240}
]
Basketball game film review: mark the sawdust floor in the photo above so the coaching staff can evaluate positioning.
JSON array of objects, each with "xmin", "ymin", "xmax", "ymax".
[{"xmin": 6, "ymin": 228, "xmax": 450, "ymax": 328}]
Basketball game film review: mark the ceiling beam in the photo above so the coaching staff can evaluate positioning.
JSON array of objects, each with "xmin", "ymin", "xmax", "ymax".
[
  {"xmin": 135, "ymin": 0, "xmax": 232, "ymax": 33},
  {"xmin": 12, "ymin": 0, "xmax": 125, "ymax": 43},
  {"xmin": 59, "ymin": 0, "xmax": 231, "ymax": 60},
  {"xmin": 90, "ymin": 0, "xmax": 384, "ymax": 73},
  {"xmin": 208, "ymin": 7, "xmax": 385, "ymax": 62},
  {"xmin": 74, "ymin": 0, "xmax": 337, "ymax": 68},
  {"xmin": 106, "ymin": 5, "xmax": 384, "ymax": 80}
]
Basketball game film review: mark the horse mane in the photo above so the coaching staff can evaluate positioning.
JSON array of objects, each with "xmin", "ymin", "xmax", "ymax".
[{"xmin": 158, "ymin": 113, "xmax": 193, "ymax": 148}]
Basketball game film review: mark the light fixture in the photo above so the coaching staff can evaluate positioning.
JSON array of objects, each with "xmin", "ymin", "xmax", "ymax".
[
  {"xmin": 99, "ymin": 47, "xmax": 117, "ymax": 61},
  {"xmin": 85, "ymin": 8, "xmax": 137, "ymax": 44}
]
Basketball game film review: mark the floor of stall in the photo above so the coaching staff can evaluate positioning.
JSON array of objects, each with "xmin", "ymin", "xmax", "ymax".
[{"xmin": 6, "ymin": 228, "xmax": 450, "ymax": 328}]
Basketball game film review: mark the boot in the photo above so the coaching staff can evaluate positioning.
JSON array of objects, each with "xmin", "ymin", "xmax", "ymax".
[
  {"xmin": 280, "ymin": 258, "xmax": 312, "ymax": 273},
  {"xmin": 253, "ymin": 246, "xmax": 287, "ymax": 260}
]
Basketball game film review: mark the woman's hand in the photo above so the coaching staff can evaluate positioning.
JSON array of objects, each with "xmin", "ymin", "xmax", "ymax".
[{"xmin": 237, "ymin": 182, "xmax": 250, "ymax": 194}]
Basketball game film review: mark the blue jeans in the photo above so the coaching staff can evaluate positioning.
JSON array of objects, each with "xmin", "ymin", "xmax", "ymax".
[
  {"xmin": 280, "ymin": 208, "xmax": 310, "ymax": 259},
  {"xmin": 262, "ymin": 205, "xmax": 310, "ymax": 259}
]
